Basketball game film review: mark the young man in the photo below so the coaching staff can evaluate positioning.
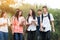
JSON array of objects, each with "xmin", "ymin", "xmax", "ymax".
[
  {"xmin": 37, "ymin": 9, "xmax": 42, "ymax": 31},
  {"xmin": 36, "ymin": 9, "xmax": 42, "ymax": 40},
  {"xmin": 40, "ymin": 6, "xmax": 55, "ymax": 40}
]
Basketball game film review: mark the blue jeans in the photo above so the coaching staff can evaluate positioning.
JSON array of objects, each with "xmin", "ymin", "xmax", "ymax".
[
  {"xmin": 0, "ymin": 31, "xmax": 8, "ymax": 40},
  {"xmin": 14, "ymin": 33, "xmax": 23, "ymax": 40}
]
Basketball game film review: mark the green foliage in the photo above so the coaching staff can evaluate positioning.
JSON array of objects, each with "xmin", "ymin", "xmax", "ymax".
[{"xmin": 49, "ymin": 9, "xmax": 60, "ymax": 40}]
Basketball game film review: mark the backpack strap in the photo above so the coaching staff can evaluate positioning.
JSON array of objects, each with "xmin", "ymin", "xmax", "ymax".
[
  {"xmin": 42, "ymin": 13, "xmax": 51, "ymax": 22},
  {"xmin": 48, "ymin": 13, "xmax": 51, "ymax": 21},
  {"xmin": 42, "ymin": 14, "xmax": 43, "ymax": 22}
]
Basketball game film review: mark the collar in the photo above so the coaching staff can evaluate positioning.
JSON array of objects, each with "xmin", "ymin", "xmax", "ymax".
[{"xmin": 43, "ymin": 12, "xmax": 48, "ymax": 16}]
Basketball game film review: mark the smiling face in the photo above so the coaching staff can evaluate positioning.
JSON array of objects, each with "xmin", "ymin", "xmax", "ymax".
[
  {"xmin": 29, "ymin": 9, "xmax": 32, "ymax": 16},
  {"xmin": 1, "ymin": 12, "xmax": 7, "ymax": 18},
  {"xmin": 3, "ymin": 12, "xmax": 7, "ymax": 17},
  {"xmin": 37, "ymin": 10, "xmax": 42, "ymax": 16},
  {"xmin": 42, "ymin": 6, "xmax": 48, "ymax": 14},
  {"xmin": 43, "ymin": 8, "xmax": 47, "ymax": 13},
  {"xmin": 18, "ymin": 10, "xmax": 23, "ymax": 16},
  {"xmin": 19, "ymin": 11, "xmax": 22, "ymax": 16}
]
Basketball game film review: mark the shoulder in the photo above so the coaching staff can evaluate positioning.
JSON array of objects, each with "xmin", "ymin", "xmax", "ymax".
[
  {"xmin": 49, "ymin": 13, "xmax": 54, "ymax": 17},
  {"xmin": 35, "ymin": 17, "xmax": 38, "ymax": 20},
  {"xmin": 0, "ymin": 18, "xmax": 3, "ymax": 19},
  {"xmin": 0, "ymin": 18, "xmax": 3, "ymax": 20},
  {"xmin": 12, "ymin": 17, "xmax": 17, "ymax": 21},
  {"xmin": 48, "ymin": 13, "xmax": 53, "ymax": 15},
  {"xmin": 20, "ymin": 16, "xmax": 25, "ymax": 19},
  {"xmin": 0, "ymin": 18, "xmax": 5, "ymax": 22},
  {"xmin": 0, "ymin": 18, "xmax": 4, "ymax": 20},
  {"xmin": 49, "ymin": 13, "xmax": 54, "ymax": 20},
  {"xmin": 20, "ymin": 16, "xmax": 25, "ymax": 21},
  {"xmin": 21, "ymin": 16, "xmax": 24, "ymax": 18}
]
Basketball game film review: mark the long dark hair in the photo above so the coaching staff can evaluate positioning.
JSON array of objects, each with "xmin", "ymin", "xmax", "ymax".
[
  {"xmin": 27, "ymin": 9, "xmax": 36, "ymax": 22},
  {"xmin": 15, "ymin": 10, "xmax": 23, "ymax": 21},
  {"xmin": 1, "ymin": 11, "xmax": 6, "ymax": 17}
]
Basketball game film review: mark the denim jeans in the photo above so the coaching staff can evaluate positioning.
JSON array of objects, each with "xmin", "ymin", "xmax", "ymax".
[
  {"xmin": 0, "ymin": 31, "xmax": 8, "ymax": 40},
  {"xmin": 14, "ymin": 33, "xmax": 23, "ymax": 40}
]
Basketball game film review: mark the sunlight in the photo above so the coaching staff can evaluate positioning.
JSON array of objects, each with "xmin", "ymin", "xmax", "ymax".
[
  {"xmin": 0, "ymin": 0, "xmax": 60, "ymax": 9},
  {"xmin": 14, "ymin": 0, "xmax": 60, "ymax": 9}
]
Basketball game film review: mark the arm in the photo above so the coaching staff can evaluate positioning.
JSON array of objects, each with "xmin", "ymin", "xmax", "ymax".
[
  {"xmin": 40, "ymin": 15, "xmax": 43, "ymax": 31},
  {"xmin": 0, "ymin": 23, "xmax": 4, "ymax": 26},
  {"xmin": 50, "ymin": 13, "xmax": 55, "ymax": 32},
  {"xmin": 19, "ymin": 17, "xmax": 26, "ymax": 26},
  {"xmin": 32, "ymin": 21, "xmax": 37, "ymax": 26},
  {"xmin": 32, "ymin": 17, "xmax": 38, "ymax": 26},
  {"xmin": 40, "ymin": 22, "xmax": 43, "ymax": 31},
  {"xmin": 0, "ymin": 22, "xmax": 7, "ymax": 26},
  {"xmin": 51, "ymin": 21, "xmax": 55, "ymax": 32}
]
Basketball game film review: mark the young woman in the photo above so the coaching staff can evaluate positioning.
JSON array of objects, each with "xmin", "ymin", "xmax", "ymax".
[
  {"xmin": 11, "ymin": 10, "xmax": 26, "ymax": 40},
  {"xmin": 27, "ymin": 9, "xmax": 38, "ymax": 40},
  {"xmin": 0, "ymin": 11, "xmax": 10, "ymax": 40}
]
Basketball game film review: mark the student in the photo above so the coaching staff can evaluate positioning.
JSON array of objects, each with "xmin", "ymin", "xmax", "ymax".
[
  {"xmin": 27, "ymin": 9, "xmax": 38, "ymax": 40},
  {"xmin": 37, "ymin": 9, "xmax": 42, "ymax": 31},
  {"xmin": 36, "ymin": 9, "xmax": 42, "ymax": 40},
  {"xmin": 11, "ymin": 10, "xmax": 26, "ymax": 40},
  {"xmin": 0, "ymin": 11, "xmax": 10, "ymax": 40},
  {"xmin": 40, "ymin": 6, "xmax": 55, "ymax": 40}
]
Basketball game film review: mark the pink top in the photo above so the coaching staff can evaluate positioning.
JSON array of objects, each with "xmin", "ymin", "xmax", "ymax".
[{"xmin": 12, "ymin": 16, "xmax": 25, "ymax": 33}]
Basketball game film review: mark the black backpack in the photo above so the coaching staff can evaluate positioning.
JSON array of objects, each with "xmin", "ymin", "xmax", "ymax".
[{"xmin": 41, "ymin": 13, "xmax": 51, "ymax": 22}]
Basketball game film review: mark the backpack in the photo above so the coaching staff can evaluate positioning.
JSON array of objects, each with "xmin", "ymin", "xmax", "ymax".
[{"xmin": 41, "ymin": 13, "xmax": 51, "ymax": 22}]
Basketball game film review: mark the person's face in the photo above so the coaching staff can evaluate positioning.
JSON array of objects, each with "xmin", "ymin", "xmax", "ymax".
[
  {"xmin": 16, "ymin": 9, "xmax": 19, "ymax": 12},
  {"xmin": 29, "ymin": 10, "xmax": 32, "ymax": 16},
  {"xmin": 43, "ymin": 8, "xmax": 47, "ymax": 13},
  {"xmin": 37, "ymin": 11, "xmax": 42, "ymax": 15},
  {"xmin": 19, "ymin": 11, "xmax": 22, "ymax": 16},
  {"xmin": 3, "ymin": 12, "xmax": 7, "ymax": 17}
]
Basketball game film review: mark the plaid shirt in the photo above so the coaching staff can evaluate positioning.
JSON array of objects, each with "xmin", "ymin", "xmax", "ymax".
[{"xmin": 12, "ymin": 17, "xmax": 24, "ymax": 33}]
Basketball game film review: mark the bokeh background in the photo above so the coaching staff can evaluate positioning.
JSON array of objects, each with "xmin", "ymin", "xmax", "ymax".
[{"xmin": 0, "ymin": 0, "xmax": 60, "ymax": 40}]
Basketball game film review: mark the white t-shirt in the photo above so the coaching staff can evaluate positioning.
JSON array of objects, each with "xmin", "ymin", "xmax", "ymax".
[
  {"xmin": 27, "ymin": 16, "xmax": 38, "ymax": 31},
  {"xmin": 0, "ymin": 18, "xmax": 10, "ymax": 32},
  {"xmin": 40, "ymin": 13, "xmax": 54, "ymax": 32}
]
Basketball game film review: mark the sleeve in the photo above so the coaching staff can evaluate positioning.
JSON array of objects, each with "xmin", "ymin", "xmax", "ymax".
[
  {"xmin": 0, "ymin": 19, "xmax": 3, "ymax": 24},
  {"xmin": 40, "ymin": 15, "xmax": 42, "ymax": 22},
  {"xmin": 22, "ymin": 17, "xmax": 26, "ymax": 25},
  {"xmin": 22, "ymin": 17, "xmax": 26, "ymax": 22},
  {"xmin": 50, "ymin": 13, "xmax": 54, "ymax": 21},
  {"xmin": 11, "ymin": 17, "xmax": 17, "ymax": 25},
  {"xmin": 35, "ymin": 17, "xmax": 38, "ymax": 25}
]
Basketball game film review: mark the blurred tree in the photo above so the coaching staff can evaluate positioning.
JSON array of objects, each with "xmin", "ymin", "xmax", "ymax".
[{"xmin": 0, "ymin": 0, "xmax": 15, "ymax": 14}]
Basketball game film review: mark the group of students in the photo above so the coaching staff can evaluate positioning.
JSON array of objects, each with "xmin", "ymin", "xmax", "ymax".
[{"xmin": 0, "ymin": 6, "xmax": 55, "ymax": 40}]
